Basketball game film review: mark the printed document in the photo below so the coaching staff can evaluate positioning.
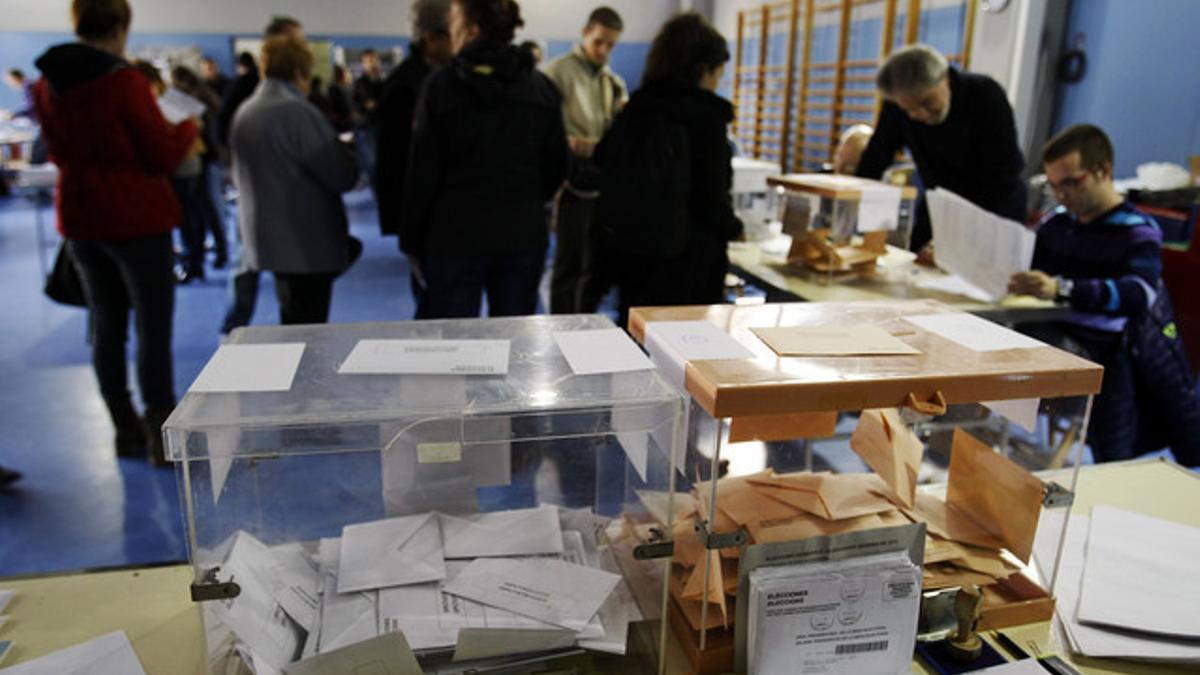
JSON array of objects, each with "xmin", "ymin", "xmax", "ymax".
[
  {"xmin": 190, "ymin": 343, "xmax": 306, "ymax": 393},
  {"xmin": 552, "ymin": 328, "xmax": 654, "ymax": 375},
  {"xmin": 925, "ymin": 188, "xmax": 1036, "ymax": 302},
  {"xmin": 747, "ymin": 552, "xmax": 920, "ymax": 675}
]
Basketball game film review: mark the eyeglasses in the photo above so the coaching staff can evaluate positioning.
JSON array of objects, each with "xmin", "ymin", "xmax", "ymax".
[{"xmin": 1047, "ymin": 172, "xmax": 1091, "ymax": 193}]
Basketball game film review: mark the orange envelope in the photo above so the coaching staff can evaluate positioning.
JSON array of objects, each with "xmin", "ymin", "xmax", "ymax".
[
  {"xmin": 946, "ymin": 427, "xmax": 1043, "ymax": 563},
  {"xmin": 713, "ymin": 475, "xmax": 804, "ymax": 527},
  {"xmin": 681, "ymin": 550, "xmax": 728, "ymax": 625},
  {"xmin": 923, "ymin": 562, "xmax": 998, "ymax": 590},
  {"xmin": 903, "ymin": 491, "xmax": 1006, "ymax": 552},
  {"xmin": 924, "ymin": 535, "xmax": 971, "ymax": 564},
  {"xmin": 750, "ymin": 472, "xmax": 899, "ymax": 520},
  {"xmin": 849, "ymin": 408, "xmax": 924, "ymax": 509},
  {"xmin": 672, "ymin": 518, "xmax": 705, "ymax": 568},
  {"xmin": 749, "ymin": 512, "xmax": 886, "ymax": 544},
  {"xmin": 729, "ymin": 411, "xmax": 839, "ymax": 443}
]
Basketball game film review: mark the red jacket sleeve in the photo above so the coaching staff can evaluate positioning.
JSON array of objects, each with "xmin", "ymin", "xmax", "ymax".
[{"xmin": 118, "ymin": 70, "xmax": 198, "ymax": 175}]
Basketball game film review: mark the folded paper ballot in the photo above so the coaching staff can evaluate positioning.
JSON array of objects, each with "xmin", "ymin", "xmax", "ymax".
[
  {"xmin": 747, "ymin": 551, "xmax": 921, "ymax": 675},
  {"xmin": 850, "ymin": 409, "xmax": 924, "ymax": 509},
  {"xmin": 945, "ymin": 428, "xmax": 1043, "ymax": 563},
  {"xmin": 0, "ymin": 630, "xmax": 147, "ymax": 675},
  {"xmin": 284, "ymin": 633, "xmax": 422, "ymax": 675},
  {"xmin": 338, "ymin": 513, "xmax": 446, "ymax": 593},
  {"xmin": 439, "ymin": 505, "xmax": 564, "ymax": 559},
  {"xmin": 748, "ymin": 471, "xmax": 899, "ymax": 521},
  {"xmin": 442, "ymin": 557, "xmax": 621, "ymax": 632}
]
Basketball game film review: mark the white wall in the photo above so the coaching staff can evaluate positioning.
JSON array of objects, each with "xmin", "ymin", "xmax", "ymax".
[{"xmin": 0, "ymin": 0, "xmax": 685, "ymax": 40}]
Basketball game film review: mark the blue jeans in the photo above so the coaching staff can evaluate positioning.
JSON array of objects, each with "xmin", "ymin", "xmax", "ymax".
[{"xmin": 415, "ymin": 249, "xmax": 545, "ymax": 319}]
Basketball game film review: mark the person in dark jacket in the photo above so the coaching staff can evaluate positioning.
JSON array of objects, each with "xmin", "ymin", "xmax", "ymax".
[
  {"xmin": 594, "ymin": 12, "xmax": 742, "ymax": 325},
  {"xmin": 1009, "ymin": 125, "xmax": 1199, "ymax": 466},
  {"xmin": 171, "ymin": 65, "xmax": 228, "ymax": 273},
  {"xmin": 375, "ymin": 0, "xmax": 453, "ymax": 237},
  {"xmin": 326, "ymin": 64, "xmax": 355, "ymax": 133},
  {"xmin": 400, "ymin": 0, "xmax": 569, "ymax": 319},
  {"xmin": 199, "ymin": 56, "xmax": 229, "ymax": 97},
  {"xmin": 33, "ymin": 0, "xmax": 198, "ymax": 464},
  {"xmin": 855, "ymin": 44, "xmax": 1026, "ymax": 253}
]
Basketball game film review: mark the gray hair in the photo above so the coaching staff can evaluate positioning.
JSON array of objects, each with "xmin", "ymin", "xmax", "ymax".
[
  {"xmin": 411, "ymin": 0, "xmax": 452, "ymax": 38},
  {"xmin": 876, "ymin": 44, "xmax": 948, "ymax": 98}
]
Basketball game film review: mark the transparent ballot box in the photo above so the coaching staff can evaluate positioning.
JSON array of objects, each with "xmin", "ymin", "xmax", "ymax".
[
  {"xmin": 768, "ymin": 173, "xmax": 918, "ymax": 278},
  {"xmin": 626, "ymin": 301, "xmax": 1102, "ymax": 674},
  {"xmin": 732, "ymin": 157, "xmax": 783, "ymax": 242},
  {"xmin": 165, "ymin": 316, "xmax": 687, "ymax": 674}
]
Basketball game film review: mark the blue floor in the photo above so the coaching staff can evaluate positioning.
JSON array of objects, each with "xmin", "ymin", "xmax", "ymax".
[{"xmin": 0, "ymin": 189, "xmax": 421, "ymax": 576}]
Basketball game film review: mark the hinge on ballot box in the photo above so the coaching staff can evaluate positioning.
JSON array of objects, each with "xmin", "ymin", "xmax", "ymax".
[
  {"xmin": 633, "ymin": 527, "xmax": 675, "ymax": 560},
  {"xmin": 1042, "ymin": 481, "xmax": 1075, "ymax": 508},
  {"xmin": 694, "ymin": 519, "xmax": 748, "ymax": 550},
  {"xmin": 190, "ymin": 566, "xmax": 242, "ymax": 602}
]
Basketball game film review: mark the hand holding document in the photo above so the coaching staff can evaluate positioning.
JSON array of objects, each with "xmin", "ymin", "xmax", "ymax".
[
  {"xmin": 925, "ymin": 187, "xmax": 1036, "ymax": 302},
  {"xmin": 158, "ymin": 87, "xmax": 206, "ymax": 124},
  {"xmin": 338, "ymin": 513, "xmax": 446, "ymax": 593}
]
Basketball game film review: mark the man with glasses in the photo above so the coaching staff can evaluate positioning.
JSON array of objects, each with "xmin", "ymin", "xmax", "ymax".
[
  {"xmin": 1008, "ymin": 125, "xmax": 1199, "ymax": 466},
  {"xmin": 856, "ymin": 44, "xmax": 1026, "ymax": 252}
]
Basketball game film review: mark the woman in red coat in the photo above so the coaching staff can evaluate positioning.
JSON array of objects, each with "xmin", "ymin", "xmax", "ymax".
[{"xmin": 33, "ymin": 0, "xmax": 197, "ymax": 464}]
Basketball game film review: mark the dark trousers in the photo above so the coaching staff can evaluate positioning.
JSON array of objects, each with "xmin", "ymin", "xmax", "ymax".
[
  {"xmin": 200, "ymin": 160, "xmax": 227, "ymax": 261},
  {"xmin": 274, "ymin": 272, "xmax": 336, "ymax": 325},
  {"xmin": 68, "ymin": 233, "xmax": 176, "ymax": 414},
  {"xmin": 415, "ymin": 249, "xmax": 545, "ymax": 319},
  {"xmin": 550, "ymin": 190, "xmax": 608, "ymax": 314},
  {"xmin": 170, "ymin": 174, "xmax": 208, "ymax": 275}
]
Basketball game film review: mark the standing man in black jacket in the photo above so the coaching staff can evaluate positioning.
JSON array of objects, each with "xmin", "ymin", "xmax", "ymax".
[
  {"xmin": 855, "ymin": 44, "xmax": 1026, "ymax": 253},
  {"xmin": 400, "ymin": 0, "xmax": 569, "ymax": 319},
  {"xmin": 375, "ymin": 0, "xmax": 453, "ymax": 237}
]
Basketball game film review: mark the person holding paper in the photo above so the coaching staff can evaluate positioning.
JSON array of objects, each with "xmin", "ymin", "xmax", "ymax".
[
  {"xmin": 231, "ymin": 36, "xmax": 360, "ymax": 325},
  {"xmin": 855, "ymin": 44, "xmax": 1026, "ymax": 253},
  {"xmin": 1009, "ymin": 125, "xmax": 1199, "ymax": 465},
  {"xmin": 32, "ymin": 0, "xmax": 198, "ymax": 465},
  {"xmin": 399, "ymin": 0, "xmax": 569, "ymax": 318}
]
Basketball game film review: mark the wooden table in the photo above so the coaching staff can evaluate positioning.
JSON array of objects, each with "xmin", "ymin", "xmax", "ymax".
[{"xmin": 728, "ymin": 236, "xmax": 1068, "ymax": 325}]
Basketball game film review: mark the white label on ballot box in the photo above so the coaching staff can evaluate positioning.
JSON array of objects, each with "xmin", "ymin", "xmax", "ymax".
[
  {"xmin": 417, "ymin": 442, "xmax": 463, "ymax": 464},
  {"xmin": 339, "ymin": 339, "xmax": 510, "ymax": 375}
]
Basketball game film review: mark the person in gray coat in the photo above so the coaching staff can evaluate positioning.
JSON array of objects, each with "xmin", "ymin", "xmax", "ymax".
[{"xmin": 231, "ymin": 36, "xmax": 359, "ymax": 324}]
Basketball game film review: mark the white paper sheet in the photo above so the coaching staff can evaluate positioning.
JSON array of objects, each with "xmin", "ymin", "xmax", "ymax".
[
  {"xmin": 983, "ymin": 398, "xmax": 1040, "ymax": 433},
  {"xmin": 190, "ymin": 343, "xmax": 306, "ymax": 393},
  {"xmin": 314, "ymin": 539, "xmax": 378, "ymax": 654},
  {"xmin": 284, "ymin": 633, "xmax": 422, "ymax": 675},
  {"xmin": 856, "ymin": 184, "xmax": 903, "ymax": 232},
  {"xmin": 244, "ymin": 538, "xmax": 322, "ymax": 634},
  {"xmin": 157, "ymin": 87, "xmax": 207, "ymax": 124},
  {"xmin": 1036, "ymin": 514, "xmax": 1200, "ymax": 663},
  {"xmin": 643, "ymin": 320, "xmax": 755, "ymax": 391},
  {"xmin": 926, "ymin": 187, "xmax": 1036, "ymax": 301},
  {"xmin": 905, "ymin": 313, "xmax": 1046, "ymax": 352},
  {"xmin": 442, "ymin": 557, "xmax": 620, "ymax": 632},
  {"xmin": 913, "ymin": 274, "xmax": 995, "ymax": 303},
  {"xmin": 0, "ymin": 631, "xmax": 146, "ymax": 674},
  {"xmin": 339, "ymin": 340, "xmax": 510, "ymax": 376},
  {"xmin": 439, "ymin": 506, "xmax": 564, "ymax": 559},
  {"xmin": 552, "ymin": 329, "xmax": 653, "ymax": 376},
  {"xmin": 974, "ymin": 660, "xmax": 1049, "ymax": 674},
  {"xmin": 577, "ymin": 547, "xmax": 642, "ymax": 655},
  {"xmin": 1077, "ymin": 506, "xmax": 1200, "ymax": 638},
  {"xmin": 338, "ymin": 513, "xmax": 446, "ymax": 593}
]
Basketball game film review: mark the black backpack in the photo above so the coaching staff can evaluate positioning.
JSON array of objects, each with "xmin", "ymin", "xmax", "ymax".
[{"xmin": 596, "ymin": 111, "xmax": 692, "ymax": 258}]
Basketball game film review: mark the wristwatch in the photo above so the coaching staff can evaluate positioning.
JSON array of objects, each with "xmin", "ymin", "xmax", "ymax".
[{"xmin": 1055, "ymin": 277, "xmax": 1074, "ymax": 303}]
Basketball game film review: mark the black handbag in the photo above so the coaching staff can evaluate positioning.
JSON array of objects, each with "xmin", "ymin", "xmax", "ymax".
[{"xmin": 44, "ymin": 243, "xmax": 88, "ymax": 307}]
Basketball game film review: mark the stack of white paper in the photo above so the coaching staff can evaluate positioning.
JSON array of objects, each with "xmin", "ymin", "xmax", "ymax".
[
  {"xmin": 925, "ymin": 188, "xmax": 1036, "ymax": 302},
  {"xmin": 1034, "ymin": 508, "xmax": 1200, "ymax": 663},
  {"xmin": 747, "ymin": 551, "xmax": 921, "ymax": 675},
  {"xmin": 337, "ymin": 514, "xmax": 446, "ymax": 593}
]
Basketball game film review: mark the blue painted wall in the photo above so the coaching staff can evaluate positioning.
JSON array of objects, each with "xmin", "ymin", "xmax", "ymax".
[
  {"xmin": 0, "ymin": 31, "xmax": 649, "ymax": 111},
  {"xmin": 1053, "ymin": 0, "xmax": 1200, "ymax": 178}
]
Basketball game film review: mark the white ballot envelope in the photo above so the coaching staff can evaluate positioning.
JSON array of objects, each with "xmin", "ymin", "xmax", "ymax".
[
  {"xmin": 748, "ymin": 551, "xmax": 921, "ymax": 675},
  {"xmin": 0, "ymin": 630, "xmax": 147, "ymax": 675},
  {"xmin": 441, "ymin": 557, "xmax": 621, "ymax": 632},
  {"xmin": 338, "ymin": 513, "xmax": 446, "ymax": 593},
  {"xmin": 439, "ymin": 505, "xmax": 564, "ymax": 559}
]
